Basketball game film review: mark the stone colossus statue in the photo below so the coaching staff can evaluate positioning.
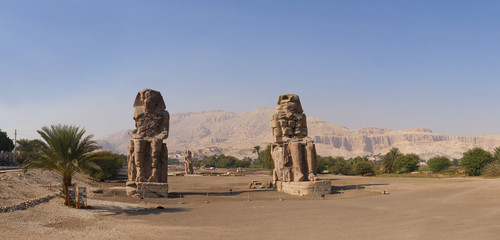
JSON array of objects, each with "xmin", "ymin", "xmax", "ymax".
[
  {"xmin": 127, "ymin": 89, "xmax": 169, "ymax": 183},
  {"xmin": 271, "ymin": 94, "xmax": 317, "ymax": 184}
]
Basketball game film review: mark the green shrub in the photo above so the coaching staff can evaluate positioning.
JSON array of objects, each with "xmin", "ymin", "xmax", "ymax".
[
  {"xmin": 460, "ymin": 147, "xmax": 494, "ymax": 176},
  {"xmin": 316, "ymin": 155, "xmax": 329, "ymax": 173},
  {"xmin": 427, "ymin": 156, "xmax": 452, "ymax": 173},
  {"xmin": 237, "ymin": 159, "xmax": 251, "ymax": 168},
  {"xmin": 482, "ymin": 161, "xmax": 500, "ymax": 177},
  {"xmin": 349, "ymin": 156, "xmax": 367, "ymax": 165},
  {"xmin": 441, "ymin": 167, "xmax": 465, "ymax": 176},
  {"xmin": 329, "ymin": 159, "xmax": 352, "ymax": 175},
  {"xmin": 86, "ymin": 151, "xmax": 124, "ymax": 180},
  {"xmin": 262, "ymin": 144, "xmax": 274, "ymax": 170},
  {"xmin": 393, "ymin": 153, "xmax": 420, "ymax": 173},
  {"xmin": 168, "ymin": 158, "xmax": 181, "ymax": 165},
  {"xmin": 353, "ymin": 161, "xmax": 374, "ymax": 176},
  {"xmin": 418, "ymin": 165, "xmax": 430, "ymax": 172}
]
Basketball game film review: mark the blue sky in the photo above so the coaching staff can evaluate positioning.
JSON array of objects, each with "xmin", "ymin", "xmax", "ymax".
[{"xmin": 2, "ymin": 0, "xmax": 500, "ymax": 140}]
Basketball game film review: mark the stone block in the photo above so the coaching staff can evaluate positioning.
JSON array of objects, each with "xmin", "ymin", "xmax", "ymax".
[
  {"xmin": 277, "ymin": 180, "xmax": 331, "ymax": 196},
  {"xmin": 126, "ymin": 181, "xmax": 169, "ymax": 198}
]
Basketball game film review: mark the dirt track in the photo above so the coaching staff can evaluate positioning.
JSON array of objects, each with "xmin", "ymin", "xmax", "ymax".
[{"xmin": 2, "ymin": 170, "xmax": 500, "ymax": 239}]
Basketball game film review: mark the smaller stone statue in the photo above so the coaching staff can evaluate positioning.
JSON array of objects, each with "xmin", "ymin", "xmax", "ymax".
[{"xmin": 184, "ymin": 150, "xmax": 194, "ymax": 174}]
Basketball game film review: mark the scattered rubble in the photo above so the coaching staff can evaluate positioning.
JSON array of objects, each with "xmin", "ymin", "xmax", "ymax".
[
  {"xmin": 0, "ymin": 194, "xmax": 56, "ymax": 213},
  {"xmin": 248, "ymin": 181, "xmax": 273, "ymax": 189}
]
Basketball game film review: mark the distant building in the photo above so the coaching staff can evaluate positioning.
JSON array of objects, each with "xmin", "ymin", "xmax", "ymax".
[
  {"xmin": 168, "ymin": 153, "xmax": 183, "ymax": 159},
  {"xmin": 367, "ymin": 154, "xmax": 383, "ymax": 162},
  {"xmin": 200, "ymin": 147, "xmax": 220, "ymax": 154}
]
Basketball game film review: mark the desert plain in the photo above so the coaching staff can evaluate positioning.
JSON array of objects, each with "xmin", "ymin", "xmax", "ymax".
[{"xmin": 1, "ymin": 168, "xmax": 500, "ymax": 240}]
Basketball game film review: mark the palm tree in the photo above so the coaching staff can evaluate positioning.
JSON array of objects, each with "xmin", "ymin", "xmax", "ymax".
[
  {"xmin": 382, "ymin": 147, "xmax": 402, "ymax": 173},
  {"xmin": 15, "ymin": 139, "xmax": 44, "ymax": 165},
  {"xmin": 493, "ymin": 147, "xmax": 500, "ymax": 161},
  {"xmin": 23, "ymin": 124, "xmax": 100, "ymax": 202},
  {"xmin": 252, "ymin": 145, "xmax": 261, "ymax": 164}
]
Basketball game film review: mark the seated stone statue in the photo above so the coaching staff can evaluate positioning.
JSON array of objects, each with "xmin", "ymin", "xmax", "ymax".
[
  {"xmin": 271, "ymin": 94, "xmax": 317, "ymax": 183},
  {"xmin": 184, "ymin": 150, "xmax": 194, "ymax": 174},
  {"xmin": 127, "ymin": 89, "xmax": 169, "ymax": 183}
]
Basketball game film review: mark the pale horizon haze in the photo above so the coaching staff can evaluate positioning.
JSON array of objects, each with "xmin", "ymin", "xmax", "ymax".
[{"xmin": 2, "ymin": 1, "xmax": 500, "ymax": 140}]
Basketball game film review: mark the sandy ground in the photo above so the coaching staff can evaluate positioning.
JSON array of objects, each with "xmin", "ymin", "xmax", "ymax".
[{"xmin": 2, "ymin": 169, "xmax": 500, "ymax": 240}]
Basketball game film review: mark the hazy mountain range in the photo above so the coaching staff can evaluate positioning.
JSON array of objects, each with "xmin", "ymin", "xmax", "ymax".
[{"xmin": 96, "ymin": 108, "xmax": 500, "ymax": 160}]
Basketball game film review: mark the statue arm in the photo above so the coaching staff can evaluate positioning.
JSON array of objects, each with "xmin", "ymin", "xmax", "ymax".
[
  {"xmin": 271, "ymin": 114, "xmax": 283, "ymax": 142},
  {"xmin": 298, "ymin": 114, "xmax": 308, "ymax": 137},
  {"xmin": 155, "ymin": 111, "xmax": 170, "ymax": 140},
  {"xmin": 128, "ymin": 129, "xmax": 141, "ymax": 139}
]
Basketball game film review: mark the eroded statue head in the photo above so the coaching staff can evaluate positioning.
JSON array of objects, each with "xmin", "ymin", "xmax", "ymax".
[
  {"xmin": 133, "ymin": 89, "xmax": 166, "ymax": 110},
  {"xmin": 276, "ymin": 94, "xmax": 303, "ymax": 113}
]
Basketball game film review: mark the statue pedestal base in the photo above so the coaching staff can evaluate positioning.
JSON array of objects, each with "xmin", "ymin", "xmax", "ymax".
[
  {"xmin": 126, "ymin": 181, "xmax": 168, "ymax": 198},
  {"xmin": 276, "ymin": 180, "xmax": 331, "ymax": 196}
]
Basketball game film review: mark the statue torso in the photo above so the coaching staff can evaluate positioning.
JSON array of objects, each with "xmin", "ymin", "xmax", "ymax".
[{"xmin": 136, "ymin": 111, "xmax": 164, "ymax": 138}]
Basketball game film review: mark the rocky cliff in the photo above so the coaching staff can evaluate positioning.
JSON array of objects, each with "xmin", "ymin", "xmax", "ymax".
[{"xmin": 97, "ymin": 108, "xmax": 500, "ymax": 160}]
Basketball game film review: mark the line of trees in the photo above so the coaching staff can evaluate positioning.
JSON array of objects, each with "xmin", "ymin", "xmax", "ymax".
[
  {"xmin": 382, "ymin": 148, "xmax": 420, "ymax": 174},
  {"xmin": 260, "ymin": 144, "xmax": 500, "ymax": 177},
  {"xmin": 318, "ymin": 156, "xmax": 375, "ymax": 176},
  {"xmin": 261, "ymin": 147, "xmax": 377, "ymax": 176},
  {"xmin": 102, "ymin": 143, "xmax": 500, "ymax": 177},
  {"xmin": 419, "ymin": 147, "xmax": 500, "ymax": 176},
  {"xmin": 194, "ymin": 154, "xmax": 251, "ymax": 168}
]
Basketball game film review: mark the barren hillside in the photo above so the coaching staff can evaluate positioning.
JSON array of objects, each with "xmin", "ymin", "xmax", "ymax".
[{"xmin": 97, "ymin": 108, "xmax": 500, "ymax": 160}]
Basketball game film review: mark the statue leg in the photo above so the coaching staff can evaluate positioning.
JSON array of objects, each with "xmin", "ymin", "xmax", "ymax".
[
  {"xmin": 189, "ymin": 163, "xmax": 193, "ymax": 174},
  {"xmin": 283, "ymin": 143, "xmax": 293, "ymax": 182},
  {"xmin": 289, "ymin": 141, "xmax": 306, "ymax": 181},
  {"xmin": 305, "ymin": 141, "xmax": 318, "ymax": 181},
  {"xmin": 127, "ymin": 140, "xmax": 136, "ymax": 181},
  {"xmin": 134, "ymin": 139, "xmax": 145, "ymax": 182},
  {"xmin": 160, "ymin": 143, "xmax": 168, "ymax": 182},
  {"xmin": 271, "ymin": 144, "xmax": 284, "ymax": 182},
  {"xmin": 148, "ymin": 139, "xmax": 162, "ymax": 182}
]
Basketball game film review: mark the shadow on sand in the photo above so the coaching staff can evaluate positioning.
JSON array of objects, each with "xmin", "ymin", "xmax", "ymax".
[
  {"xmin": 91, "ymin": 205, "xmax": 190, "ymax": 216},
  {"xmin": 331, "ymin": 183, "xmax": 389, "ymax": 194},
  {"xmin": 168, "ymin": 189, "xmax": 273, "ymax": 198}
]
